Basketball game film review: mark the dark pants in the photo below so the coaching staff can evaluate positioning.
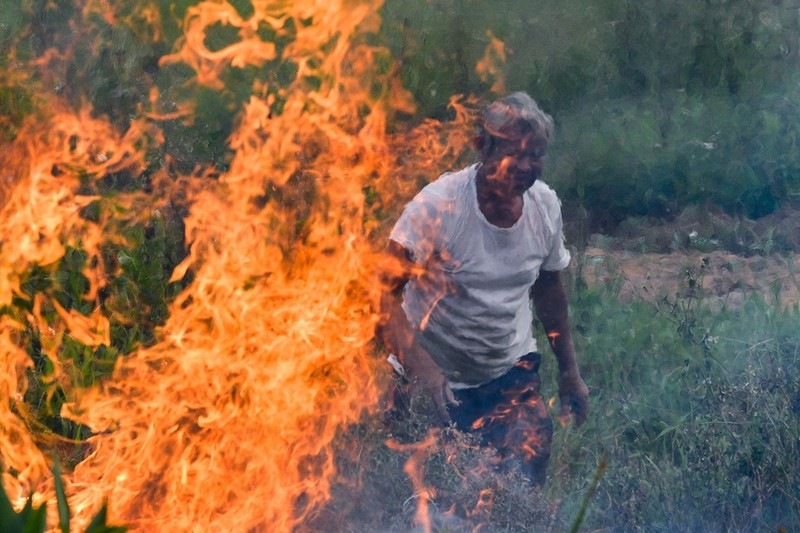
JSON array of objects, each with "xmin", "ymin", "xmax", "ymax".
[{"xmin": 447, "ymin": 352, "xmax": 554, "ymax": 486}]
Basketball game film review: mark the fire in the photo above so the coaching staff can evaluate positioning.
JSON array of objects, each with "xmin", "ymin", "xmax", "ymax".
[
  {"xmin": 386, "ymin": 431, "xmax": 439, "ymax": 533},
  {"xmin": 470, "ymin": 488, "xmax": 495, "ymax": 519},
  {"xmin": 475, "ymin": 30, "xmax": 507, "ymax": 96},
  {"xmin": 0, "ymin": 0, "xmax": 480, "ymax": 530},
  {"xmin": 1, "ymin": 104, "xmax": 155, "ymax": 494}
]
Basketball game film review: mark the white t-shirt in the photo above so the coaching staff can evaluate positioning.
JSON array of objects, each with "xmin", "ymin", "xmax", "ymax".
[{"xmin": 390, "ymin": 163, "xmax": 571, "ymax": 388}]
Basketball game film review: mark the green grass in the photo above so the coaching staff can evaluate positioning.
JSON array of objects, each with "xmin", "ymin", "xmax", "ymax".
[
  {"xmin": 314, "ymin": 254, "xmax": 800, "ymax": 531},
  {"xmin": 546, "ymin": 259, "xmax": 800, "ymax": 531}
]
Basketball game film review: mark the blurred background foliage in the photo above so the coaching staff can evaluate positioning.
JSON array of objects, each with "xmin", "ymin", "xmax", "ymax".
[
  {"xmin": 380, "ymin": 0, "xmax": 800, "ymax": 231},
  {"xmin": 3, "ymin": 0, "xmax": 798, "ymax": 228}
]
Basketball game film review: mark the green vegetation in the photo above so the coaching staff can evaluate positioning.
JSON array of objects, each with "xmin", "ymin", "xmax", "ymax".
[
  {"xmin": 550, "ymin": 258, "xmax": 800, "ymax": 530},
  {"xmin": 7, "ymin": 207, "xmax": 186, "ymax": 455},
  {"xmin": 4, "ymin": 0, "xmax": 797, "ymax": 230},
  {"xmin": 380, "ymin": 0, "xmax": 800, "ymax": 230},
  {"xmin": 315, "ymin": 257, "xmax": 800, "ymax": 531}
]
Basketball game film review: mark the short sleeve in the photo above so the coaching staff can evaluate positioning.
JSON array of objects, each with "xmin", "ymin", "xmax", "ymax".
[
  {"xmin": 389, "ymin": 188, "xmax": 444, "ymax": 265},
  {"xmin": 537, "ymin": 185, "xmax": 571, "ymax": 272}
]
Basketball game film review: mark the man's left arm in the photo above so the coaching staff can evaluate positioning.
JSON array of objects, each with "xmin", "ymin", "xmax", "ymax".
[{"xmin": 531, "ymin": 270, "xmax": 589, "ymax": 426}]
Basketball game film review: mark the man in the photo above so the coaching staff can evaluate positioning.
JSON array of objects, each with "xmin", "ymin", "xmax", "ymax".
[{"xmin": 378, "ymin": 92, "xmax": 589, "ymax": 486}]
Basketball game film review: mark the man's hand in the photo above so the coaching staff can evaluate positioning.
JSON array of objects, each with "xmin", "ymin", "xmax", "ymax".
[
  {"xmin": 377, "ymin": 241, "xmax": 457, "ymax": 424},
  {"xmin": 557, "ymin": 370, "xmax": 589, "ymax": 426},
  {"xmin": 532, "ymin": 270, "xmax": 589, "ymax": 427},
  {"xmin": 403, "ymin": 345, "xmax": 457, "ymax": 425}
]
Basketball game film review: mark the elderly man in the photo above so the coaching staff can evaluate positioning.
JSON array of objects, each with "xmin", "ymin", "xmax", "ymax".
[{"xmin": 379, "ymin": 92, "xmax": 589, "ymax": 485}]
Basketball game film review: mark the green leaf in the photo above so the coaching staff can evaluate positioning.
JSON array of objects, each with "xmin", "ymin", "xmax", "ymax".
[
  {"xmin": 83, "ymin": 502, "xmax": 108, "ymax": 532},
  {"xmin": 21, "ymin": 501, "xmax": 47, "ymax": 533},
  {"xmin": 18, "ymin": 497, "xmax": 34, "ymax": 527},
  {"xmin": 52, "ymin": 461, "xmax": 71, "ymax": 533},
  {"xmin": 84, "ymin": 501, "xmax": 127, "ymax": 533},
  {"xmin": 0, "ymin": 479, "xmax": 23, "ymax": 532}
]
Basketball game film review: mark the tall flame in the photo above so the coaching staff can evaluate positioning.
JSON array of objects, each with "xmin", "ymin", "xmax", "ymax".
[{"xmin": 1, "ymin": 0, "xmax": 479, "ymax": 529}]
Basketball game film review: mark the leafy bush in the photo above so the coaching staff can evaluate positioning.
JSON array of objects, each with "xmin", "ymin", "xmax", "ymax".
[{"xmin": 381, "ymin": 0, "xmax": 800, "ymax": 228}]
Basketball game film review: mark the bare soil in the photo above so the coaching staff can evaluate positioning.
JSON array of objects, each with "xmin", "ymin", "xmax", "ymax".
[
  {"xmin": 576, "ymin": 247, "xmax": 800, "ymax": 309},
  {"xmin": 566, "ymin": 202, "xmax": 800, "ymax": 309}
]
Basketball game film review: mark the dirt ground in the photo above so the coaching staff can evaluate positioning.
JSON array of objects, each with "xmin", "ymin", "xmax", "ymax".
[
  {"xmin": 576, "ymin": 247, "xmax": 800, "ymax": 309},
  {"xmin": 567, "ymin": 202, "xmax": 800, "ymax": 309}
]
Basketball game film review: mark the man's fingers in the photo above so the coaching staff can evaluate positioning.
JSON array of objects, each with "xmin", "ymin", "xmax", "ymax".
[
  {"xmin": 575, "ymin": 394, "xmax": 589, "ymax": 426},
  {"xmin": 558, "ymin": 375, "xmax": 590, "ymax": 427},
  {"xmin": 433, "ymin": 386, "xmax": 452, "ymax": 425},
  {"xmin": 573, "ymin": 400, "xmax": 588, "ymax": 426},
  {"xmin": 561, "ymin": 395, "xmax": 589, "ymax": 427},
  {"xmin": 435, "ymin": 402, "xmax": 451, "ymax": 424},
  {"xmin": 443, "ymin": 381, "xmax": 459, "ymax": 406},
  {"xmin": 410, "ymin": 376, "xmax": 452, "ymax": 425},
  {"xmin": 561, "ymin": 392, "xmax": 589, "ymax": 427},
  {"xmin": 559, "ymin": 394, "xmax": 573, "ymax": 418}
]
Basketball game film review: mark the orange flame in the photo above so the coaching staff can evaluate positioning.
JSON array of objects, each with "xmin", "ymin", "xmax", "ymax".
[
  {"xmin": 475, "ymin": 30, "xmax": 507, "ymax": 95},
  {"xmin": 386, "ymin": 431, "xmax": 440, "ymax": 533},
  {"xmin": 0, "ymin": 102, "xmax": 159, "ymax": 515},
  {"xmin": 470, "ymin": 487, "xmax": 495, "ymax": 519},
  {"xmin": 1, "ymin": 0, "xmax": 484, "ymax": 529}
]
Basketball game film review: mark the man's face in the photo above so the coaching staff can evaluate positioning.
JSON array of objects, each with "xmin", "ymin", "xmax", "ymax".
[{"xmin": 482, "ymin": 129, "xmax": 548, "ymax": 196}]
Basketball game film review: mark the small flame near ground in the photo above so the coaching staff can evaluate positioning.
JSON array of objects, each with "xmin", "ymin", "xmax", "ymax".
[
  {"xmin": 0, "ymin": 0, "xmax": 492, "ymax": 530},
  {"xmin": 386, "ymin": 431, "xmax": 439, "ymax": 532}
]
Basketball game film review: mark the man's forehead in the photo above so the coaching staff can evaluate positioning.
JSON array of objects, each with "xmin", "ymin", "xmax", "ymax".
[{"xmin": 496, "ymin": 128, "xmax": 548, "ymax": 150}]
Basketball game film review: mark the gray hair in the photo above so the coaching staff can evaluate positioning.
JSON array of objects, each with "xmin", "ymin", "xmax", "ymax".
[{"xmin": 480, "ymin": 92, "xmax": 554, "ymax": 143}]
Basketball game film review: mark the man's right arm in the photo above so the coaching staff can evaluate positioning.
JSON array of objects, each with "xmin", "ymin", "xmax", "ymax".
[{"xmin": 378, "ymin": 240, "xmax": 455, "ymax": 423}]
